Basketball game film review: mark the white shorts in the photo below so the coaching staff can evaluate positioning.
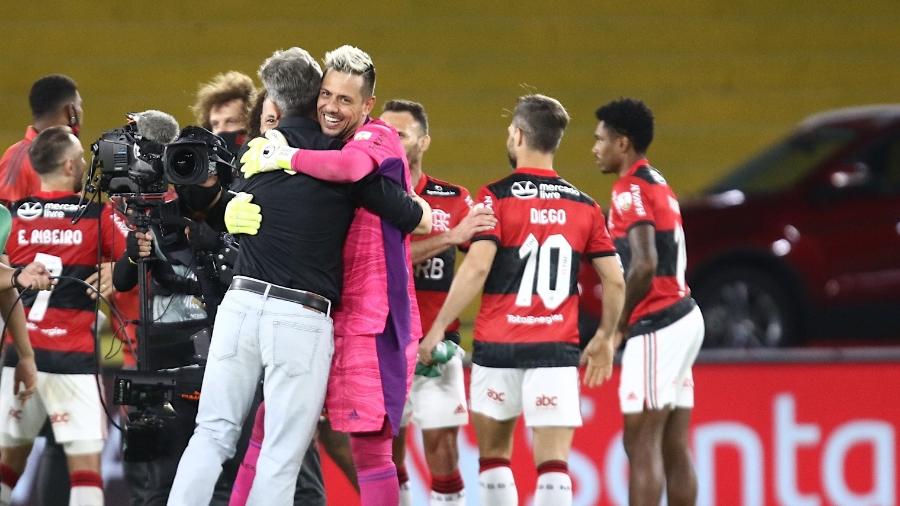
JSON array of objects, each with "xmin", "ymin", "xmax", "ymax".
[
  {"xmin": 619, "ymin": 305, "xmax": 704, "ymax": 413},
  {"xmin": 401, "ymin": 355, "xmax": 468, "ymax": 430},
  {"xmin": 0, "ymin": 368, "xmax": 107, "ymax": 447},
  {"xmin": 470, "ymin": 364, "xmax": 582, "ymax": 427}
]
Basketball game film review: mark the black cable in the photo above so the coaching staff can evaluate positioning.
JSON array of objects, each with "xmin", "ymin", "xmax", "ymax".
[
  {"xmin": 93, "ymin": 192, "xmax": 112, "ymax": 430},
  {"xmin": 151, "ymin": 254, "xmax": 198, "ymax": 324},
  {"xmin": 0, "ymin": 275, "xmax": 129, "ymax": 432},
  {"xmin": 57, "ymin": 275, "xmax": 129, "ymax": 432}
]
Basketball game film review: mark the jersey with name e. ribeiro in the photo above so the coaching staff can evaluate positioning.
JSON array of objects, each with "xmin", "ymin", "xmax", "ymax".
[{"xmin": 5, "ymin": 191, "xmax": 127, "ymax": 373}]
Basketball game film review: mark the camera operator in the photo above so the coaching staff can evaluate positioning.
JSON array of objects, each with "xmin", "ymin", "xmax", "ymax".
[{"xmin": 108, "ymin": 111, "xmax": 243, "ymax": 506}]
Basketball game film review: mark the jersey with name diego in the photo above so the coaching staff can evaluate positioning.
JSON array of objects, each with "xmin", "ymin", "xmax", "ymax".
[
  {"xmin": 412, "ymin": 174, "xmax": 472, "ymax": 333},
  {"xmin": 472, "ymin": 167, "xmax": 616, "ymax": 368},
  {"xmin": 4, "ymin": 191, "xmax": 128, "ymax": 373},
  {"xmin": 608, "ymin": 159, "xmax": 689, "ymax": 326}
]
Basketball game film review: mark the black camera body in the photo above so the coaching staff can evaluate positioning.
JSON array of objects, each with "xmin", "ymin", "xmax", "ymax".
[
  {"xmin": 163, "ymin": 126, "xmax": 236, "ymax": 186},
  {"xmin": 91, "ymin": 124, "xmax": 167, "ymax": 196},
  {"xmin": 89, "ymin": 124, "xmax": 235, "ymax": 197}
]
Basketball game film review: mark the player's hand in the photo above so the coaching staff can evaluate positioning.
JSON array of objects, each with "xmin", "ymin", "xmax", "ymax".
[
  {"xmin": 417, "ymin": 328, "xmax": 445, "ymax": 366},
  {"xmin": 580, "ymin": 333, "xmax": 615, "ymax": 388},
  {"xmin": 449, "ymin": 205, "xmax": 497, "ymax": 245},
  {"xmin": 16, "ymin": 262, "xmax": 53, "ymax": 291},
  {"xmin": 14, "ymin": 355, "xmax": 37, "ymax": 403},
  {"xmin": 239, "ymin": 130, "xmax": 297, "ymax": 178},
  {"xmin": 225, "ymin": 192, "xmax": 262, "ymax": 235},
  {"xmin": 85, "ymin": 261, "xmax": 115, "ymax": 300}
]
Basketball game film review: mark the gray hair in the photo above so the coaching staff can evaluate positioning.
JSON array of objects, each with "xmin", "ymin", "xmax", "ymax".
[
  {"xmin": 323, "ymin": 45, "xmax": 376, "ymax": 97},
  {"xmin": 259, "ymin": 47, "xmax": 323, "ymax": 117}
]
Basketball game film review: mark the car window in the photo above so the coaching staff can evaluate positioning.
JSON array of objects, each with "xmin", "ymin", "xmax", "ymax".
[
  {"xmin": 709, "ymin": 127, "xmax": 857, "ymax": 195},
  {"xmin": 850, "ymin": 130, "xmax": 900, "ymax": 194}
]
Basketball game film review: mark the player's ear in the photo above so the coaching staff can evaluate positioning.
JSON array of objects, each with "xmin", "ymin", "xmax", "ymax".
[
  {"xmin": 419, "ymin": 133, "xmax": 431, "ymax": 153},
  {"xmin": 617, "ymin": 133, "xmax": 631, "ymax": 153},
  {"xmin": 362, "ymin": 95, "xmax": 376, "ymax": 117},
  {"xmin": 517, "ymin": 127, "xmax": 527, "ymax": 147},
  {"xmin": 62, "ymin": 158, "xmax": 75, "ymax": 178}
]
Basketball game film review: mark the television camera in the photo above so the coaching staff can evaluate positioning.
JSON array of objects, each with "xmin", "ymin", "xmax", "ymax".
[{"xmin": 81, "ymin": 117, "xmax": 237, "ymax": 461}]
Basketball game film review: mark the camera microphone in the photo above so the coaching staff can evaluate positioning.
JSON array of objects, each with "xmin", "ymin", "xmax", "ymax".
[{"xmin": 133, "ymin": 110, "xmax": 180, "ymax": 144}]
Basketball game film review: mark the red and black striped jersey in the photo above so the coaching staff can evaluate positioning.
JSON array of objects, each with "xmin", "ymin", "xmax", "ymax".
[
  {"xmin": 0, "ymin": 127, "xmax": 40, "ymax": 207},
  {"xmin": 4, "ymin": 191, "xmax": 128, "ymax": 373},
  {"xmin": 471, "ymin": 167, "xmax": 616, "ymax": 368},
  {"xmin": 411, "ymin": 173, "xmax": 472, "ymax": 334},
  {"xmin": 608, "ymin": 159, "xmax": 690, "ymax": 326}
]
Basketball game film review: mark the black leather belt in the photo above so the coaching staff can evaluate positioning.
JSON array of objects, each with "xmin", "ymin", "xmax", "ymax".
[{"xmin": 229, "ymin": 277, "xmax": 331, "ymax": 315}]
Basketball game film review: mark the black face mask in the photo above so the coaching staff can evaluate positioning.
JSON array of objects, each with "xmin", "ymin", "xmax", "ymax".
[
  {"xmin": 177, "ymin": 184, "xmax": 221, "ymax": 213},
  {"xmin": 216, "ymin": 130, "xmax": 246, "ymax": 157}
]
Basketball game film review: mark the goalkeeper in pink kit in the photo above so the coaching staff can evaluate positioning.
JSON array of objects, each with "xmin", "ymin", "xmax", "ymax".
[{"xmin": 233, "ymin": 45, "xmax": 430, "ymax": 506}]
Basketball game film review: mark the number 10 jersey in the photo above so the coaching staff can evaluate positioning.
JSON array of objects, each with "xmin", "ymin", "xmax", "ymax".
[{"xmin": 471, "ymin": 167, "xmax": 617, "ymax": 368}]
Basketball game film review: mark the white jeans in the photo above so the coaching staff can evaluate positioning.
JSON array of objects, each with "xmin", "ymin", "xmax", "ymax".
[{"xmin": 167, "ymin": 286, "xmax": 334, "ymax": 506}]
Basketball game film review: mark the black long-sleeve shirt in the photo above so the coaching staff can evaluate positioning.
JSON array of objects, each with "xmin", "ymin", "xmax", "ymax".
[{"xmin": 230, "ymin": 116, "xmax": 422, "ymax": 304}]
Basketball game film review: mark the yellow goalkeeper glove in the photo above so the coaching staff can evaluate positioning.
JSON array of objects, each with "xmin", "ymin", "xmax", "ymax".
[
  {"xmin": 224, "ymin": 192, "xmax": 262, "ymax": 235},
  {"xmin": 239, "ymin": 130, "xmax": 297, "ymax": 178}
]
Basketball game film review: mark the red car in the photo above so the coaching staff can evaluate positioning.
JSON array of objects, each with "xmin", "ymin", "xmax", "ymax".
[{"xmin": 580, "ymin": 105, "xmax": 900, "ymax": 347}]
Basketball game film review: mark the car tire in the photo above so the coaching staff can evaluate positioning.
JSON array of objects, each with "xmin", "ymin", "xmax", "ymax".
[{"xmin": 692, "ymin": 266, "xmax": 801, "ymax": 348}]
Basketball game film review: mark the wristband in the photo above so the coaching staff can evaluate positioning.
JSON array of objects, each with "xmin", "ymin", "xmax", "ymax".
[{"xmin": 11, "ymin": 266, "xmax": 25, "ymax": 290}]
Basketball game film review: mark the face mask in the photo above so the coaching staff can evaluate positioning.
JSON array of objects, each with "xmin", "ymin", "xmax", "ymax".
[
  {"xmin": 216, "ymin": 130, "xmax": 246, "ymax": 157},
  {"xmin": 177, "ymin": 183, "xmax": 221, "ymax": 212}
]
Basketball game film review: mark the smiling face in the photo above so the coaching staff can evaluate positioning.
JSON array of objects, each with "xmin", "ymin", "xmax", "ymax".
[{"xmin": 317, "ymin": 70, "xmax": 375, "ymax": 140}]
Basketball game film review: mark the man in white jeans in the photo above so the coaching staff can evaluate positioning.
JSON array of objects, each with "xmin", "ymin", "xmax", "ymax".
[{"xmin": 169, "ymin": 282, "xmax": 334, "ymax": 504}]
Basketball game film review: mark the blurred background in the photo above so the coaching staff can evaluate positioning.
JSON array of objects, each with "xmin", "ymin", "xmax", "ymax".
[
  {"xmin": 3, "ymin": 2, "xmax": 899, "ymax": 504},
  {"xmin": 3, "ymin": 1, "xmax": 900, "ymax": 201}
]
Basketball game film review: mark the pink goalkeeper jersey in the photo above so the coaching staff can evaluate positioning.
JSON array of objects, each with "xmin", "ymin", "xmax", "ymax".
[{"xmin": 298, "ymin": 119, "xmax": 421, "ymax": 338}]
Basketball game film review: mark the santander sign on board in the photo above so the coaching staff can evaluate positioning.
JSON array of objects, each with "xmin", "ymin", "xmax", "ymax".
[{"xmin": 322, "ymin": 361, "xmax": 899, "ymax": 505}]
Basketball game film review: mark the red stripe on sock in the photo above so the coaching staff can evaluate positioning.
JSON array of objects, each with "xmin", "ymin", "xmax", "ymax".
[
  {"xmin": 70, "ymin": 470, "xmax": 103, "ymax": 488},
  {"xmin": 479, "ymin": 457, "xmax": 511, "ymax": 473},
  {"xmin": 537, "ymin": 460, "xmax": 568, "ymax": 475},
  {"xmin": 396, "ymin": 465, "xmax": 409, "ymax": 485},
  {"xmin": 432, "ymin": 470, "xmax": 464, "ymax": 494},
  {"xmin": 0, "ymin": 463, "xmax": 19, "ymax": 488}
]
